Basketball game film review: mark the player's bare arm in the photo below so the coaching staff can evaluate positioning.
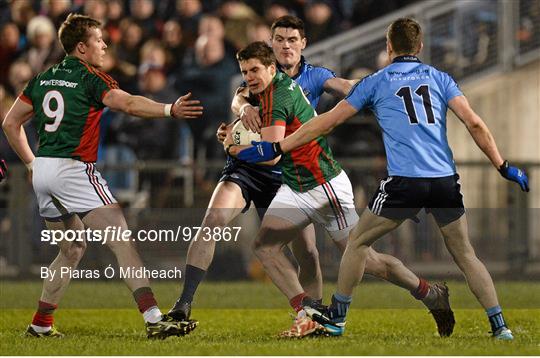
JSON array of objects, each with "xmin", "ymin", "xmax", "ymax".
[
  {"xmin": 449, "ymin": 95, "xmax": 504, "ymax": 168},
  {"xmin": 231, "ymin": 86, "xmax": 261, "ymax": 133},
  {"xmin": 323, "ymin": 77, "xmax": 358, "ymax": 98},
  {"xmin": 103, "ymin": 89, "xmax": 203, "ymax": 119},
  {"xmin": 2, "ymin": 98, "xmax": 36, "ymax": 169},
  {"xmin": 280, "ymin": 100, "xmax": 357, "ymax": 153}
]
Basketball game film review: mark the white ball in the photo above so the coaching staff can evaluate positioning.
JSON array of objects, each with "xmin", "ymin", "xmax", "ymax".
[{"xmin": 231, "ymin": 120, "xmax": 261, "ymax": 145}]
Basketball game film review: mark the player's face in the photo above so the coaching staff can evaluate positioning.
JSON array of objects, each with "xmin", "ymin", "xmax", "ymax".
[
  {"xmin": 82, "ymin": 27, "xmax": 107, "ymax": 68},
  {"xmin": 271, "ymin": 28, "xmax": 306, "ymax": 69},
  {"xmin": 239, "ymin": 58, "xmax": 276, "ymax": 95}
]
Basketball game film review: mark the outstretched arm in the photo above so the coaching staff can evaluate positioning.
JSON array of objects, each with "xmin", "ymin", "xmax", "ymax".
[
  {"xmin": 103, "ymin": 89, "xmax": 203, "ymax": 119},
  {"xmin": 2, "ymin": 98, "xmax": 35, "ymax": 169},
  {"xmin": 449, "ymin": 95, "xmax": 529, "ymax": 191},
  {"xmin": 323, "ymin": 77, "xmax": 358, "ymax": 98},
  {"xmin": 280, "ymin": 99, "xmax": 357, "ymax": 153},
  {"xmin": 237, "ymin": 100, "xmax": 357, "ymax": 163}
]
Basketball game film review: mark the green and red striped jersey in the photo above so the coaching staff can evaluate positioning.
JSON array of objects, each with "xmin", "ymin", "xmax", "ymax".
[
  {"xmin": 20, "ymin": 55, "xmax": 118, "ymax": 162},
  {"xmin": 259, "ymin": 72, "xmax": 341, "ymax": 192}
]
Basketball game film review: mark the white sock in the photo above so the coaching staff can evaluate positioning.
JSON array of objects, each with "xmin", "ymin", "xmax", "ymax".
[
  {"xmin": 143, "ymin": 306, "xmax": 163, "ymax": 324},
  {"xmin": 31, "ymin": 324, "xmax": 51, "ymax": 333}
]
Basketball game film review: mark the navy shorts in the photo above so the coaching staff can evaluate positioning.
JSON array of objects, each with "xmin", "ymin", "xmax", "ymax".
[
  {"xmin": 220, "ymin": 164, "xmax": 281, "ymax": 219},
  {"xmin": 368, "ymin": 174, "xmax": 465, "ymax": 226}
]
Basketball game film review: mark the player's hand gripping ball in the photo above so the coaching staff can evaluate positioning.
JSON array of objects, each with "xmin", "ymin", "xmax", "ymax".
[{"xmin": 231, "ymin": 120, "xmax": 261, "ymax": 145}]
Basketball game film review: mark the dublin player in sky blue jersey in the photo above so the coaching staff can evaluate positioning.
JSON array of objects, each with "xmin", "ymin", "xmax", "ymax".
[{"xmin": 238, "ymin": 18, "xmax": 529, "ymax": 340}]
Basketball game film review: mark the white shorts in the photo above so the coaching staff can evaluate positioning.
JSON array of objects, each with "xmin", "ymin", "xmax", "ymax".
[
  {"xmin": 33, "ymin": 157, "xmax": 117, "ymax": 220},
  {"xmin": 266, "ymin": 171, "xmax": 359, "ymax": 241}
]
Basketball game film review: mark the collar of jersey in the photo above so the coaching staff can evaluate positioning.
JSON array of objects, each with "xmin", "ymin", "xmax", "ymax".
[
  {"xmin": 392, "ymin": 55, "xmax": 421, "ymax": 63},
  {"xmin": 277, "ymin": 55, "xmax": 306, "ymax": 80},
  {"xmin": 64, "ymin": 55, "xmax": 90, "ymax": 66}
]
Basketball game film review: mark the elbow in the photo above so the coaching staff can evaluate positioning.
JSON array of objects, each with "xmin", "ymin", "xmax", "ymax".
[
  {"xmin": 466, "ymin": 118, "xmax": 483, "ymax": 133},
  {"xmin": 2, "ymin": 118, "xmax": 11, "ymax": 134}
]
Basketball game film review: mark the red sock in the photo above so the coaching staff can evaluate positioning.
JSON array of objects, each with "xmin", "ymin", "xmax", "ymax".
[
  {"xmin": 411, "ymin": 278, "xmax": 430, "ymax": 300},
  {"xmin": 289, "ymin": 293, "xmax": 306, "ymax": 312},
  {"xmin": 133, "ymin": 287, "xmax": 158, "ymax": 313},
  {"xmin": 31, "ymin": 300, "xmax": 57, "ymax": 327}
]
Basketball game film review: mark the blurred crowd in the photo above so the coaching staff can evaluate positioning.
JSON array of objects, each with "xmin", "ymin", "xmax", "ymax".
[{"xmin": 0, "ymin": 0, "xmax": 419, "ymax": 171}]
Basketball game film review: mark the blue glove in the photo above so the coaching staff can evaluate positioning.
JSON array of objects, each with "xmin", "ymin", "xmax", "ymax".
[
  {"xmin": 0, "ymin": 159, "xmax": 7, "ymax": 183},
  {"xmin": 499, "ymin": 160, "xmax": 529, "ymax": 192},
  {"xmin": 237, "ymin": 141, "xmax": 282, "ymax": 163}
]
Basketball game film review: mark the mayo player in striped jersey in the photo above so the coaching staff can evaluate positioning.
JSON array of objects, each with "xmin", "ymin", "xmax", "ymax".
[
  {"xmin": 238, "ymin": 18, "xmax": 529, "ymax": 340},
  {"xmin": 2, "ymin": 14, "xmax": 203, "ymax": 339}
]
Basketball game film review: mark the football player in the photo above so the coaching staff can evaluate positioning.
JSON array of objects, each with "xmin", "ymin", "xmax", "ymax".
[{"xmin": 2, "ymin": 13, "xmax": 202, "ymax": 339}]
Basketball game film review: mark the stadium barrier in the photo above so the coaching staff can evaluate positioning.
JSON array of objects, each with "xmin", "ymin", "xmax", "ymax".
[{"xmin": 1, "ymin": 160, "xmax": 538, "ymax": 279}]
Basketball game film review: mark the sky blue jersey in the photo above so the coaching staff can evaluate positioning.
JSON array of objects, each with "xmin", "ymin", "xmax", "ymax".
[
  {"xmin": 279, "ymin": 56, "xmax": 335, "ymax": 109},
  {"xmin": 345, "ymin": 55, "xmax": 463, "ymax": 178}
]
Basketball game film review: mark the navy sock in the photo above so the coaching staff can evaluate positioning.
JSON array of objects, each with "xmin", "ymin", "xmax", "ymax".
[
  {"xmin": 486, "ymin": 305, "xmax": 507, "ymax": 332},
  {"xmin": 179, "ymin": 265, "xmax": 206, "ymax": 304},
  {"xmin": 329, "ymin": 293, "xmax": 352, "ymax": 321}
]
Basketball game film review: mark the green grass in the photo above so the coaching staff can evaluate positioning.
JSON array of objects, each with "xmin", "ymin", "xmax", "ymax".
[{"xmin": 1, "ymin": 281, "xmax": 539, "ymax": 355}]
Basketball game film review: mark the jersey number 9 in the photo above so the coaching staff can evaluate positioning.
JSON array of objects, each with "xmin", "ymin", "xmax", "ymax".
[{"xmin": 43, "ymin": 90, "xmax": 65, "ymax": 133}]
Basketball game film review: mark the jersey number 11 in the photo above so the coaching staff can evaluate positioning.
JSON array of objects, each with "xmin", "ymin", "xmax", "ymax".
[{"xmin": 395, "ymin": 85, "xmax": 435, "ymax": 125}]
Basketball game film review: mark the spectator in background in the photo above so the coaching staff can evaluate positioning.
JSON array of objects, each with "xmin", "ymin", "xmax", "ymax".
[
  {"xmin": 7, "ymin": 61, "xmax": 33, "ymax": 97},
  {"xmin": 117, "ymin": 19, "xmax": 144, "ymax": 70},
  {"xmin": 140, "ymin": 39, "xmax": 169, "ymax": 69},
  {"xmin": 23, "ymin": 16, "xmax": 63, "ymax": 75},
  {"xmin": 198, "ymin": 14, "xmax": 226, "ymax": 39},
  {"xmin": 175, "ymin": 0, "xmax": 203, "ymax": 48},
  {"xmin": 247, "ymin": 20, "xmax": 272, "ymax": 44},
  {"xmin": 264, "ymin": 1, "xmax": 290, "ymax": 25},
  {"xmin": 130, "ymin": 0, "xmax": 159, "ymax": 41},
  {"xmin": 176, "ymin": 34, "xmax": 237, "ymax": 167},
  {"xmin": 101, "ymin": 47, "xmax": 138, "ymax": 93},
  {"xmin": 219, "ymin": 0, "xmax": 260, "ymax": 50},
  {"xmin": 5, "ymin": 0, "xmax": 36, "ymax": 34},
  {"xmin": 83, "ymin": 0, "xmax": 107, "ymax": 24},
  {"xmin": 304, "ymin": 0, "xmax": 337, "ymax": 44},
  {"xmin": 196, "ymin": 14, "xmax": 236, "ymax": 58},
  {"xmin": 162, "ymin": 19, "xmax": 186, "ymax": 75},
  {"xmin": 41, "ymin": 0, "xmax": 74, "ymax": 29},
  {"xmin": 0, "ymin": 22, "xmax": 25, "ymax": 86},
  {"xmin": 105, "ymin": 0, "xmax": 125, "ymax": 45}
]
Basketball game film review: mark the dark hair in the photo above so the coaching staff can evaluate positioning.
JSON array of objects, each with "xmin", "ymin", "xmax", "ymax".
[
  {"xmin": 58, "ymin": 13, "xmax": 101, "ymax": 54},
  {"xmin": 387, "ymin": 18, "xmax": 422, "ymax": 55},
  {"xmin": 236, "ymin": 41, "xmax": 276, "ymax": 67},
  {"xmin": 271, "ymin": 15, "xmax": 305, "ymax": 38}
]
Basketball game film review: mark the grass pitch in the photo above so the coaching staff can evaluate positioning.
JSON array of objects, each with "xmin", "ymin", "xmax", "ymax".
[{"xmin": 1, "ymin": 281, "xmax": 539, "ymax": 355}]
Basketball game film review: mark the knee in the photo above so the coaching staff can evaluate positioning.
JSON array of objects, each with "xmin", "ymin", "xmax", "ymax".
[
  {"xmin": 347, "ymin": 233, "xmax": 370, "ymax": 252},
  {"xmin": 252, "ymin": 238, "xmax": 276, "ymax": 261},
  {"xmin": 61, "ymin": 242, "xmax": 86, "ymax": 265},
  {"xmin": 203, "ymin": 210, "xmax": 228, "ymax": 228}
]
